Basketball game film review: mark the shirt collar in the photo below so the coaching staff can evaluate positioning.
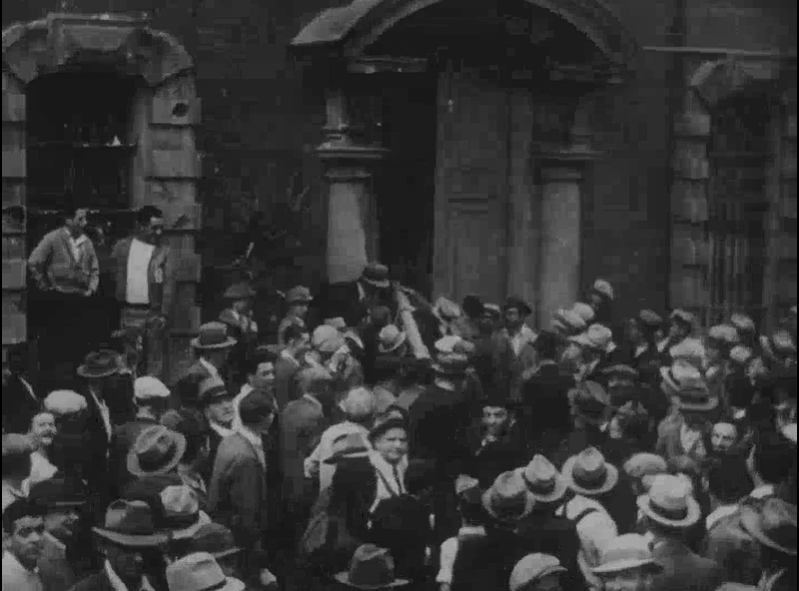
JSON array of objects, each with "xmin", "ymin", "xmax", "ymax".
[
  {"xmin": 237, "ymin": 425, "xmax": 264, "ymax": 450},
  {"xmin": 105, "ymin": 560, "xmax": 155, "ymax": 591},
  {"xmin": 750, "ymin": 484, "xmax": 775, "ymax": 499}
]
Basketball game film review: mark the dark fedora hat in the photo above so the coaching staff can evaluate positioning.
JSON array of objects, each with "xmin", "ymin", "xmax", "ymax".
[
  {"xmin": 740, "ymin": 497, "xmax": 797, "ymax": 556},
  {"xmin": 92, "ymin": 499, "xmax": 169, "ymax": 548},
  {"xmin": 191, "ymin": 322, "xmax": 238, "ymax": 350},
  {"xmin": 28, "ymin": 475, "xmax": 88, "ymax": 510},
  {"xmin": 77, "ymin": 349, "xmax": 121, "ymax": 379},
  {"xmin": 360, "ymin": 263, "xmax": 391, "ymax": 289},
  {"xmin": 482, "ymin": 471, "xmax": 535, "ymax": 523},
  {"xmin": 222, "ymin": 282, "xmax": 256, "ymax": 301},
  {"xmin": 334, "ymin": 544, "xmax": 409, "ymax": 588},
  {"xmin": 503, "ymin": 296, "xmax": 532, "ymax": 317}
]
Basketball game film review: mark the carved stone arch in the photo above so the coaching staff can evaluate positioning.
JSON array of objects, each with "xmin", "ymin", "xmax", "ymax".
[
  {"xmin": 669, "ymin": 56, "xmax": 795, "ymax": 328},
  {"xmin": 1, "ymin": 13, "xmax": 202, "ymax": 383}
]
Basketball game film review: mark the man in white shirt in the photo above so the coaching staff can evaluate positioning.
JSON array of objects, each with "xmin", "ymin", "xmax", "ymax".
[
  {"xmin": 112, "ymin": 206, "xmax": 173, "ymax": 378},
  {"xmin": 2, "ymin": 498, "xmax": 46, "ymax": 591}
]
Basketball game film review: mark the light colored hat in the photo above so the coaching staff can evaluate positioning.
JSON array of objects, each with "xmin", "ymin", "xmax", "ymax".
[
  {"xmin": 782, "ymin": 423, "xmax": 797, "ymax": 444},
  {"xmin": 434, "ymin": 297, "xmax": 462, "ymax": 321},
  {"xmin": 623, "ymin": 453, "xmax": 668, "ymax": 484},
  {"xmin": 568, "ymin": 324, "xmax": 616, "ymax": 354},
  {"xmin": 669, "ymin": 338, "xmax": 706, "ymax": 368},
  {"xmin": 592, "ymin": 534, "xmax": 661, "ymax": 575},
  {"xmin": 93, "ymin": 499, "xmax": 169, "ymax": 548},
  {"xmin": 340, "ymin": 387, "xmax": 377, "ymax": 420},
  {"xmin": 591, "ymin": 279, "xmax": 615, "ymax": 301},
  {"xmin": 637, "ymin": 474, "xmax": 701, "ymax": 528},
  {"xmin": 312, "ymin": 325, "xmax": 345, "ymax": 354},
  {"xmin": 378, "ymin": 324, "xmax": 407, "ymax": 354},
  {"xmin": 760, "ymin": 330, "xmax": 797, "ymax": 362},
  {"xmin": 483, "ymin": 303, "xmax": 501, "ymax": 319},
  {"xmin": 134, "ymin": 376, "xmax": 170, "ymax": 401},
  {"xmin": 296, "ymin": 365, "xmax": 333, "ymax": 393},
  {"xmin": 159, "ymin": 485, "xmax": 212, "ymax": 540},
  {"xmin": 324, "ymin": 317, "xmax": 347, "ymax": 331},
  {"xmin": 455, "ymin": 475, "xmax": 480, "ymax": 496},
  {"xmin": 637, "ymin": 309, "xmax": 664, "ymax": 329},
  {"xmin": 518, "ymin": 455, "xmax": 568, "ymax": 504},
  {"xmin": 432, "ymin": 352, "xmax": 470, "ymax": 376},
  {"xmin": 188, "ymin": 523, "xmax": 241, "ymax": 560},
  {"xmin": 434, "ymin": 335, "xmax": 464, "ymax": 355},
  {"xmin": 730, "ymin": 345, "xmax": 754, "ymax": 365},
  {"xmin": 571, "ymin": 302, "xmax": 596, "ymax": 324},
  {"xmin": 284, "ymin": 285, "xmax": 313, "ymax": 304},
  {"xmin": 552, "ymin": 309, "xmax": 587, "ymax": 334},
  {"xmin": 127, "ymin": 425, "xmax": 187, "ymax": 477},
  {"xmin": 509, "ymin": 554, "xmax": 566, "ymax": 591},
  {"xmin": 731, "ymin": 313, "xmax": 756, "ymax": 334},
  {"xmin": 191, "ymin": 322, "xmax": 237, "ymax": 350},
  {"xmin": 482, "ymin": 471, "xmax": 535, "ymax": 523},
  {"xmin": 562, "ymin": 447, "xmax": 619, "ymax": 496},
  {"xmin": 334, "ymin": 544, "xmax": 409, "ymax": 588},
  {"xmin": 708, "ymin": 324, "xmax": 740, "ymax": 345},
  {"xmin": 661, "ymin": 362, "xmax": 717, "ymax": 413},
  {"xmin": 670, "ymin": 308, "xmax": 696, "ymax": 327},
  {"xmin": 740, "ymin": 497, "xmax": 798, "ymax": 556},
  {"xmin": 166, "ymin": 552, "xmax": 245, "ymax": 591},
  {"xmin": 44, "ymin": 390, "xmax": 87, "ymax": 415},
  {"xmin": 197, "ymin": 375, "xmax": 230, "ymax": 406}
]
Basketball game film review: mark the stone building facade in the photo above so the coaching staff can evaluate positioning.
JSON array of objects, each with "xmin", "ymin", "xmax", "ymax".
[{"xmin": 2, "ymin": 0, "xmax": 796, "ymax": 383}]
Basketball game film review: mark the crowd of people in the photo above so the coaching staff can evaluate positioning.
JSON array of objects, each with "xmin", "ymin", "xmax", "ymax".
[{"xmin": 2, "ymin": 204, "xmax": 798, "ymax": 591}]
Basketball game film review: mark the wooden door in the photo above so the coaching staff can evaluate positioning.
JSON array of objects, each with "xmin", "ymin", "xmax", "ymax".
[{"xmin": 433, "ymin": 67, "xmax": 509, "ymax": 304}]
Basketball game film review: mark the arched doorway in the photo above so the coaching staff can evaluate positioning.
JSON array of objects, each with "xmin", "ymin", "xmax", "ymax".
[
  {"xmin": 292, "ymin": 0, "xmax": 637, "ymax": 321},
  {"xmin": 2, "ymin": 13, "xmax": 202, "ymax": 386}
]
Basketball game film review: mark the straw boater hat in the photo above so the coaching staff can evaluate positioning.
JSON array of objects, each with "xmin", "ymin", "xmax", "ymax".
[
  {"xmin": 433, "ymin": 297, "xmax": 462, "ymax": 322},
  {"xmin": 517, "ymin": 455, "xmax": 568, "ymax": 504},
  {"xmin": 334, "ymin": 544, "xmax": 409, "ymax": 588},
  {"xmin": 44, "ymin": 390, "xmax": 88, "ymax": 415},
  {"xmin": 623, "ymin": 453, "xmax": 668, "ymax": 489},
  {"xmin": 191, "ymin": 322, "xmax": 237, "ymax": 350},
  {"xmin": 454, "ymin": 475, "xmax": 480, "ymax": 496},
  {"xmin": 360, "ymin": 263, "xmax": 391, "ymax": 289},
  {"xmin": 562, "ymin": 447, "xmax": 619, "ymax": 496},
  {"xmin": 569, "ymin": 324, "xmax": 616, "ymax": 354},
  {"xmin": 77, "ymin": 349, "xmax": 121, "ymax": 379},
  {"xmin": 760, "ymin": 329, "xmax": 797, "ymax": 363},
  {"xmin": 482, "ymin": 471, "xmax": 535, "ymax": 523},
  {"xmin": 729, "ymin": 345, "xmax": 754, "ymax": 366},
  {"xmin": 670, "ymin": 309, "xmax": 695, "ymax": 329},
  {"xmin": 284, "ymin": 285, "xmax": 313, "ymax": 305},
  {"xmin": 591, "ymin": 279, "xmax": 614, "ymax": 302},
  {"xmin": 740, "ymin": 497, "xmax": 797, "ymax": 556},
  {"xmin": 592, "ymin": 534, "xmax": 663, "ymax": 576},
  {"xmin": 324, "ymin": 432, "xmax": 372, "ymax": 465},
  {"xmin": 159, "ymin": 485, "xmax": 212, "ymax": 540},
  {"xmin": 312, "ymin": 325, "xmax": 345, "ymax": 354},
  {"xmin": 669, "ymin": 338, "xmax": 706, "ymax": 369},
  {"xmin": 432, "ymin": 352, "xmax": 470, "ymax": 377},
  {"xmin": 660, "ymin": 360, "xmax": 707, "ymax": 395},
  {"xmin": 93, "ymin": 499, "xmax": 169, "ymax": 548},
  {"xmin": 134, "ymin": 376, "xmax": 171, "ymax": 402},
  {"xmin": 551, "ymin": 309, "xmax": 587, "ymax": 335},
  {"xmin": 730, "ymin": 313, "xmax": 756, "ymax": 336},
  {"xmin": 665, "ymin": 369, "xmax": 718, "ymax": 414},
  {"xmin": 571, "ymin": 302, "xmax": 596, "ymax": 324},
  {"xmin": 222, "ymin": 282, "xmax": 256, "ymax": 301},
  {"xmin": 166, "ymin": 552, "xmax": 245, "ymax": 591},
  {"xmin": 127, "ymin": 425, "xmax": 187, "ymax": 478},
  {"xmin": 637, "ymin": 474, "xmax": 701, "ymax": 528},
  {"xmin": 509, "ymin": 554, "xmax": 567, "ymax": 591},
  {"xmin": 636, "ymin": 309, "xmax": 663, "ymax": 332},
  {"xmin": 377, "ymin": 324, "xmax": 407, "ymax": 354},
  {"xmin": 324, "ymin": 317, "xmax": 347, "ymax": 331},
  {"xmin": 188, "ymin": 523, "xmax": 242, "ymax": 560},
  {"xmin": 707, "ymin": 324, "xmax": 740, "ymax": 347},
  {"xmin": 601, "ymin": 365, "xmax": 639, "ymax": 382},
  {"xmin": 483, "ymin": 303, "xmax": 501, "ymax": 321}
]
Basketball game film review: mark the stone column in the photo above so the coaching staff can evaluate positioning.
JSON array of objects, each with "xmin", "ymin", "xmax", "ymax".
[
  {"xmin": 317, "ymin": 88, "xmax": 387, "ymax": 284},
  {"xmin": 536, "ymin": 97, "xmax": 599, "ymax": 328}
]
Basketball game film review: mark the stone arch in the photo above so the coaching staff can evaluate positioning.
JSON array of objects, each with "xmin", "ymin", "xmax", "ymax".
[
  {"xmin": 1, "ymin": 13, "xmax": 202, "ymax": 383},
  {"xmin": 292, "ymin": 0, "xmax": 638, "ymax": 68},
  {"xmin": 669, "ymin": 56, "xmax": 795, "ymax": 328}
]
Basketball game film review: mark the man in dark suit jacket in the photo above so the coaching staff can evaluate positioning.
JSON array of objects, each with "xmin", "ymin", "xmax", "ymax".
[
  {"xmin": 2, "ymin": 343, "xmax": 42, "ymax": 434},
  {"xmin": 273, "ymin": 324, "xmax": 308, "ymax": 410},
  {"xmin": 520, "ymin": 330, "xmax": 574, "ymax": 457}
]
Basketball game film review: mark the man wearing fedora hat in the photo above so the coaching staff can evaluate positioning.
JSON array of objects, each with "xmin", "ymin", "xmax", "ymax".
[
  {"xmin": 591, "ymin": 533, "xmax": 663, "ymax": 591},
  {"xmin": 178, "ymin": 322, "xmax": 238, "ymax": 408},
  {"xmin": 277, "ymin": 285, "xmax": 313, "ymax": 349},
  {"xmin": 638, "ymin": 474, "xmax": 723, "ymax": 591},
  {"xmin": 739, "ymin": 498, "xmax": 797, "ymax": 591},
  {"xmin": 219, "ymin": 282, "xmax": 260, "ymax": 388},
  {"xmin": 166, "ymin": 552, "xmax": 248, "ymax": 591},
  {"xmin": 110, "ymin": 205, "xmax": 174, "ymax": 379},
  {"xmin": 70, "ymin": 499, "xmax": 168, "ymax": 591},
  {"xmin": 491, "ymin": 296, "xmax": 537, "ymax": 401},
  {"xmin": 658, "ymin": 309, "xmax": 696, "ymax": 365},
  {"xmin": 332, "ymin": 544, "xmax": 409, "ymax": 590}
]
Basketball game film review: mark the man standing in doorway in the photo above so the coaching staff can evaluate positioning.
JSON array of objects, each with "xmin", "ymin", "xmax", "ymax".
[
  {"xmin": 28, "ymin": 200, "xmax": 99, "ymax": 386},
  {"xmin": 111, "ymin": 206, "xmax": 174, "ymax": 378}
]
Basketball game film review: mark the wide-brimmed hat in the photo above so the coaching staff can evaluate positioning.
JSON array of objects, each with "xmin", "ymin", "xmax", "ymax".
[
  {"xmin": 455, "ymin": 475, "xmax": 481, "ymax": 496},
  {"xmin": 369, "ymin": 415, "xmax": 408, "ymax": 443},
  {"xmin": 670, "ymin": 308, "xmax": 695, "ymax": 328},
  {"xmin": 197, "ymin": 376, "xmax": 231, "ymax": 406},
  {"xmin": 28, "ymin": 475, "xmax": 88, "ymax": 510},
  {"xmin": 622, "ymin": 453, "xmax": 668, "ymax": 485},
  {"xmin": 503, "ymin": 296, "xmax": 532, "ymax": 317},
  {"xmin": 483, "ymin": 303, "xmax": 501, "ymax": 320},
  {"xmin": 312, "ymin": 325, "xmax": 345, "ymax": 354},
  {"xmin": 571, "ymin": 302, "xmax": 596, "ymax": 324},
  {"xmin": 432, "ymin": 352, "xmax": 470, "ymax": 377},
  {"xmin": 510, "ymin": 553, "xmax": 567, "ymax": 591},
  {"xmin": 551, "ymin": 309, "xmax": 587, "ymax": 335},
  {"xmin": 669, "ymin": 338, "xmax": 706, "ymax": 368},
  {"xmin": 518, "ymin": 455, "xmax": 568, "ymax": 504},
  {"xmin": 324, "ymin": 317, "xmax": 348, "ymax": 331},
  {"xmin": 334, "ymin": 544, "xmax": 409, "ymax": 588},
  {"xmin": 166, "ymin": 552, "xmax": 245, "ymax": 591},
  {"xmin": 127, "ymin": 426, "xmax": 187, "ymax": 477},
  {"xmin": 740, "ymin": 497, "xmax": 797, "ymax": 556},
  {"xmin": 93, "ymin": 499, "xmax": 169, "ymax": 547},
  {"xmin": 637, "ymin": 309, "xmax": 664, "ymax": 331},
  {"xmin": 571, "ymin": 381, "xmax": 611, "ymax": 424},
  {"xmin": 569, "ymin": 324, "xmax": 616, "ymax": 354},
  {"xmin": 592, "ymin": 534, "xmax": 662, "ymax": 575},
  {"xmin": 760, "ymin": 330, "xmax": 797, "ymax": 363},
  {"xmin": 562, "ymin": 447, "xmax": 619, "ymax": 496},
  {"xmin": 660, "ymin": 362, "xmax": 717, "ymax": 412},
  {"xmin": 707, "ymin": 324, "xmax": 740, "ymax": 347},
  {"xmin": 591, "ymin": 279, "xmax": 614, "ymax": 302},
  {"xmin": 637, "ymin": 474, "xmax": 701, "ymax": 528},
  {"xmin": 191, "ymin": 322, "xmax": 237, "ymax": 350},
  {"xmin": 730, "ymin": 313, "xmax": 756, "ymax": 334},
  {"xmin": 360, "ymin": 263, "xmax": 391, "ymax": 289},
  {"xmin": 77, "ymin": 349, "xmax": 121, "ymax": 379},
  {"xmin": 434, "ymin": 335, "xmax": 474, "ymax": 356},
  {"xmin": 284, "ymin": 285, "xmax": 313, "ymax": 305},
  {"xmin": 482, "ymin": 471, "xmax": 535, "ymax": 523},
  {"xmin": 730, "ymin": 345, "xmax": 754, "ymax": 366},
  {"xmin": 160, "ymin": 485, "xmax": 212, "ymax": 540},
  {"xmin": 340, "ymin": 387, "xmax": 377, "ymax": 420},
  {"xmin": 188, "ymin": 523, "xmax": 242, "ymax": 560},
  {"xmin": 222, "ymin": 282, "xmax": 256, "ymax": 301},
  {"xmin": 433, "ymin": 297, "xmax": 462, "ymax": 321},
  {"xmin": 378, "ymin": 324, "xmax": 407, "ymax": 354}
]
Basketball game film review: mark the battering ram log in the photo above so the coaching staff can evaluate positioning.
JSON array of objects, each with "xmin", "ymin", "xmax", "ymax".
[{"xmin": 394, "ymin": 284, "xmax": 431, "ymax": 360}]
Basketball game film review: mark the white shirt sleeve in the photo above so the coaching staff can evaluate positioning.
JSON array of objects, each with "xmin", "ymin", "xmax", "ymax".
[{"xmin": 436, "ymin": 537, "xmax": 459, "ymax": 584}]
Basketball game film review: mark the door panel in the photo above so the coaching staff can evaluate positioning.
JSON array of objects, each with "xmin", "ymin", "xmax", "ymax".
[{"xmin": 433, "ymin": 67, "xmax": 509, "ymax": 304}]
